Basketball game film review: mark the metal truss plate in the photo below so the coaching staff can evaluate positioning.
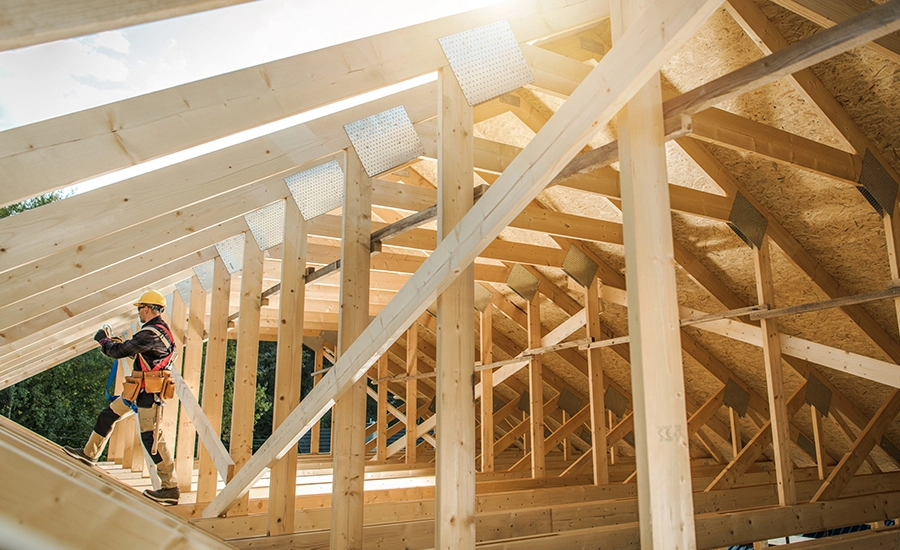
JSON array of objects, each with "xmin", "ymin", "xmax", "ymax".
[
  {"xmin": 580, "ymin": 429, "xmax": 592, "ymax": 445},
  {"xmin": 506, "ymin": 263, "xmax": 540, "ymax": 303},
  {"xmin": 343, "ymin": 106, "xmax": 425, "ymax": 177},
  {"xmin": 805, "ymin": 373, "xmax": 833, "ymax": 417},
  {"xmin": 438, "ymin": 20, "xmax": 535, "ymax": 106},
  {"xmin": 796, "ymin": 432, "xmax": 816, "ymax": 458},
  {"xmin": 881, "ymin": 436, "xmax": 900, "ymax": 465},
  {"xmin": 193, "ymin": 260, "xmax": 215, "ymax": 293},
  {"xmin": 492, "ymin": 397, "xmax": 507, "ymax": 414},
  {"xmin": 285, "ymin": 160, "xmax": 345, "ymax": 221},
  {"xmin": 623, "ymin": 432, "xmax": 635, "ymax": 447},
  {"xmin": 858, "ymin": 149, "xmax": 898, "ymax": 216},
  {"xmin": 175, "ymin": 279, "xmax": 192, "ymax": 306},
  {"xmin": 474, "ymin": 283, "xmax": 493, "ymax": 313},
  {"xmin": 562, "ymin": 245, "xmax": 599, "ymax": 288},
  {"xmin": 558, "ymin": 388, "xmax": 583, "ymax": 417},
  {"xmin": 245, "ymin": 200, "xmax": 285, "ymax": 251},
  {"xmin": 215, "ymin": 234, "xmax": 245, "ymax": 275},
  {"xmin": 727, "ymin": 192, "xmax": 768, "ymax": 249},
  {"xmin": 723, "ymin": 378, "xmax": 751, "ymax": 418},
  {"xmin": 604, "ymin": 385, "xmax": 629, "ymax": 417}
]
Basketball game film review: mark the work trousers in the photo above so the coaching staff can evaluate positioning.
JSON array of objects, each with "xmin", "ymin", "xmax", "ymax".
[{"xmin": 84, "ymin": 395, "xmax": 178, "ymax": 489}]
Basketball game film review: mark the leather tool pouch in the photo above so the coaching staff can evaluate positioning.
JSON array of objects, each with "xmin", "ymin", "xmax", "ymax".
[
  {"xmin": 160, "ymin": 375, "xmax": 175, "ymax": 400},
  {"xmin": 142, "ymin": 371, "xmax": 166, "ymax": 394},
  {"xmin": 122, "ymin": 376, "xmax": 141, "ymax": 401}
]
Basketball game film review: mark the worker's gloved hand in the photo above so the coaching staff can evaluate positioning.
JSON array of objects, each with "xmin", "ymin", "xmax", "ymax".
[{"xmin": 94, "ymin": 329, "xmax": 107, "ymax": 343}]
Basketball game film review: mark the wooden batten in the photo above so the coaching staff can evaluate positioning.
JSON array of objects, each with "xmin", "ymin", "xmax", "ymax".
[{"xmin": 175, "ymin": 275, "xmax": 208, "ymax": 494}]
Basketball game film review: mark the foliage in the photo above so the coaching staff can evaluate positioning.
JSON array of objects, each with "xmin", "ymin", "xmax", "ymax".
[{"xmin": 0, "ymin": 190, "xmax": 69, "ymax": 219}]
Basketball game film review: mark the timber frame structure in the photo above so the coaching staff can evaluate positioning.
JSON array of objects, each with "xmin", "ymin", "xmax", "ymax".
[{"xmin": 3, "ymin": 0, "xmax": 900, "ymax": 548}]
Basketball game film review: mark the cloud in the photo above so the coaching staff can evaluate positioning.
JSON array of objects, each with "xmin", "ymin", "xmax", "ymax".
[{"xmin": 93, "ymin": 30, "xmax": 131, "ymax": 54}]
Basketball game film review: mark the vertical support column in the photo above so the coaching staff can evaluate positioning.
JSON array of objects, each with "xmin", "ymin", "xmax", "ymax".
[
  {"xmin": 228, "ymin": 232, "xmax": 265, "ymax": 516},
  {"xmin": 376, "ymin": 355, "xmax": 389, "ymax": 462},
  {"xmin": 611, "ymin": 0, "xmax": 695, "ymax": 546},
  {"xmin": 435, "ymin": 65, "xmax": 476, "ymax": 550},
  {"xmin": 480, "ymin": 303, "xmax": 494, "ymax": 473},
  {"xmin": 406, "ymin": 326, "xmax": 418, "ymax": 466},
  {"xmin": 753, "ymin": 235, "xmax": 796, "ymax": 506},
  {"xmin": 526, "ymin": 295, "xmax": 544, "ymax": 479},
  {"xmin": 330, "ymin": 147, "xmax": 371, "ymax": 550},
  {"xmin": 586, "ymin": 278, "xmax": 608, "ymax": 485},
  {"xmin": 108, "ymin": 352, "xmax": 126, "ymax": 464},
  {"xmin": 268, "ymin": 199, "xmax": 308, "ymax": 535},
  {"xmin": 310, "ymin": 347, "xmax": 323, "ymax": 455},
  {"xmin": 162, "ymin": 293, "xmax": 187, "ymax": 457},
  {"xmin": 197, "ymin": 257, "xmax": 232, "ymax": 502},
  {"xmin": 175, "ymin": 275, "xmax": 208, "ymax": 493}
]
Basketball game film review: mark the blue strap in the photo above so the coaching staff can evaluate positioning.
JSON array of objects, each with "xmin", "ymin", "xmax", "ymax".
[{"xmin": 105, "ymin": 359, "xmax": 118, "ymax": 402}]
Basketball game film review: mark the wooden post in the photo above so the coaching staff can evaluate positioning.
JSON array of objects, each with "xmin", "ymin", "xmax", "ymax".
[
  {"xmin": 176, "ymin": 275, "xmax": 207, "ymax": 494},
  {"xmin": 330, "ymin": 147, "xmax": 371, "ymax": 550},
  {"xmin": 753, "ymin": 235, "xmax": 796, "ymax": 506},
  {"xmin": 612, "ymin": 0, "xmax": 696, "ymax": 545},
  {"xmin": 586, "ymin": 277, "xmax": 608, "ymax": 485},
  {"xmin": 376, "ymin": 354, "xmax": 389, "ymax": 462},
  {"xmin": 121, "ymin": 415, "xmax": 135, "ymax": 468},
  {"xmin": 480, "ymin": 303, "xmax": 494, "ymax": 473},
  {"xmin": 162, "ymin": 292, "xmax": 187, "ymax": 462},
  {"xmin": 196, "ymin": 257, "xmax": 231, "ymax": 502},
  {"xmin": 435, "ymin": 65, "xmax": 476, "ymax": 550},
  {"xmin": 228, "ymin": 232, "xmax": 264, "ymax": 516},
  {"xmin": 608, "ymin": 410, "xmax": 617, "ymax": 465},
  {"xmin": 268, "ymin": 198, "xmax": 307, "ymax": 535},
  {"xmin": 527, "ymin": 294, "xmax": 545, "ymax": 479},
  {"xmin": 310, "ymin": 347, "xmax": 323, "ymax": 455},
  {"xmin": 406, "ymin": 326, "xmax": 418, "ymax": 466},
  {"xmin": 108, "ymin": 351, "xmax": 127, "ymax": 464}
]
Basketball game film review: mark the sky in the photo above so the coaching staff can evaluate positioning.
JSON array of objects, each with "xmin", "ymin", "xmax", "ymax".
[{"xmin": 0, "ymin": 0, "xmax": 504, "ymax": 146}]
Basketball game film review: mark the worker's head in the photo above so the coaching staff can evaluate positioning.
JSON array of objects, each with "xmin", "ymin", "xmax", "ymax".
[{"xmin": 134, "ymin": 290, "xmax": 166, "ymax": 322}]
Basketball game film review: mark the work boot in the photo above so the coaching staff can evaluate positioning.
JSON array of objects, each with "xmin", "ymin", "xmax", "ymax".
[
  {"xmin": 143, "ymin": 487, "xmax": 180, "ymax": 505},
  {"xmin": 63, "ymin": 446, "xmax": 95, "ymax": 467}
]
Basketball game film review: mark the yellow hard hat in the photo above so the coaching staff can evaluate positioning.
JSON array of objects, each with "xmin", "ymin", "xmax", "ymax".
[{"xmin": 134, "ymin": 290, "xmax": 167, "ymax": 308}]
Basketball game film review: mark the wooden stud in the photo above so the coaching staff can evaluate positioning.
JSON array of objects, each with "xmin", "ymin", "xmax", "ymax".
[
  {"xmin": 481, "ymin": 303, "xmax": 495, "ymax": 473},
  {"xmin": 330, "ymin": 147, "xmax": 371, "ymax": 550},
  {"xmin": 611, "ymin": 0, "xmax": 698, "ymax": 545},
  {"xmin": 435, "ymin": 65, "xmax": 477, "ymax": 550},
  {"xmin": 406, "ymin": 326, "xmax": 419, "ymax": 466},
  {"xmin": 268, "ymin": 199, "xmax": 308, "ymax": 535},
  {"xmin": 227, "ymin": 232, "xmax": 265, "ymax": 516},
  {"xmin": 730, "ymin": 407, "xmax": 742, "ymax": 459},
  {"xmin": 196, "ymin": 257, "xmax": 232, "ymax": 502},
  {"xmin": 811, "ymin": 405, "xmax": 827, "ymax": 480},
  {"xmin": 310, "ymin": 347, "xmax": 324, "ymax": 455},
  {"xmin": 376, "ymin": 354, "xmax": 389, "ymax": 462},
  {"xmin": 526, "ymin": 294, "xmax": 545, "ymax": 479},
  {"xmin": 166, "ymin": 290, "xmax": 188, "ymax": 483},
  {"xmin": 752, "ymin": 235, "xmax": 795, "ymax": 506},
  {"xmin": 175, "ymin": 275, "xmax": 208, "ymax": 494},
  {"xmin": 585, "ymin": 277, "xmax": 608, "ymax": 485}
]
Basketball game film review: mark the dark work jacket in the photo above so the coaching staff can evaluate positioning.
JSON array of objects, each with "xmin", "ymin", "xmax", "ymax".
[{"xmin": 99, "ymin": 315, "xmax": 174, "ymax": 406}]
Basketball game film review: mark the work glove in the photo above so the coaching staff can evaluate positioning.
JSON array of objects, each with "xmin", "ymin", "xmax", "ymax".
[{"xmin": 94, "ymin": 329, "xmax": 107, "ymax": 343}]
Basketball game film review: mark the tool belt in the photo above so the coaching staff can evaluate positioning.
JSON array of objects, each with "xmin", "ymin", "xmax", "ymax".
[{"xmin": 122, "ymin": 370, "xmax": 174, "ymax": 401}]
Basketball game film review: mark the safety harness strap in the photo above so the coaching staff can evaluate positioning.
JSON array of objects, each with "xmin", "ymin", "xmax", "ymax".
[{"xmin": 135, "ymin": 324, "xmax": 176, "ymax": 373}]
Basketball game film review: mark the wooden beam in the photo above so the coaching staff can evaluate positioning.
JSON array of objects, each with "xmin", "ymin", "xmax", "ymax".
[
  {"xmin": 197, "ymin": 257, "xmax": 231, "ymax": 502},
  {"xmin": 203, "ymin": 0, "xmax": 724, "ymax": 517},
  {"xmin": 480, "ymin": 304, "xmax": 495, "ymax": 474},
  {"xmin": 610, "ymin": 0, "xmax": 699, "ymax": 546},
  {"xmin": 0, "ymin": 0, "xmax": 255, "ymax": 52},
  {"xmin": 526, "ymin": 295, "xmax": 545, "ymax": 479},
  {"xmin": 162, "ymin": 290, "xmax": 187, "ymax": 463},
  {"xmin": 434, "ymin": 65, "xmax": 477, "ymax": 549},
  {"xmin": 376, "ymin": 354, "xmax": 389, "ymax": 463},
  {"xmin": 811, "ymin": 405, "xmax": 827, "ymax": 480},
  {"xmin": 175, "ymin": 275, "xmax": 208, "ymax": 493},
  {"xmin": 766, "ymin": 0, "xmax": 900, "ymax": 64},
  {"xmin": 585, "ymin": 278, "xmax": 608, "ymax": 485},
  {"xmin": 813, "ymin": 390, "xmax": 900, "ymax": 501},
  {"xmin": 753, "ymin": 235, "xmax": 796, "ymax": 506},
  {"xmin": 0, "ymin": 0, "xmax": 606, "ymax": 208},
  {"xmin": 406, "ymin": 326, "xmax": 419, "ymax": 466},
  {"xmin": 267, "ymin": 198, "xmax": 307, "ymax": 536},
  {"xmin": 330, "ymin": 148, "xmax": 370, "ymax": 549},
  {"xmin": 227, "ymin": 232, "xmax": 264, "ymax": 516}
]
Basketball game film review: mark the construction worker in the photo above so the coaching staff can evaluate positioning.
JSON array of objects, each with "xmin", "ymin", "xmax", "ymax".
[{"xmin": 63, "ymin": 290, "xmax": 181, "ymax": 505}]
